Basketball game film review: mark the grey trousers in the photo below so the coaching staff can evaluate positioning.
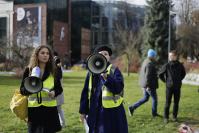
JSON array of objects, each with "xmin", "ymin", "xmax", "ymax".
[{"xmin": 57, "ymin": 105, "xmax": 66, "ymax": 126}]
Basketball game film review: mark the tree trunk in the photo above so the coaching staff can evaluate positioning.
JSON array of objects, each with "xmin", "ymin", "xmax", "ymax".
[{"xmin": 126, "ymin": 54, "xmax": 130, "ymax": 76}]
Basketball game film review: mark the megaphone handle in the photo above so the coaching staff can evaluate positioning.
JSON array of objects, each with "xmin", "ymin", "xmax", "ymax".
[
  {"xmin": 37, "ymin": 92, "xmax": 42, "ymax": 104},
  {"xmin": 103, "ymin": 70, "xmax": 108, "ymax": 73},
  {"xmin": 42, "ymin": 88, "xmax": 50, "ymax": 93}
]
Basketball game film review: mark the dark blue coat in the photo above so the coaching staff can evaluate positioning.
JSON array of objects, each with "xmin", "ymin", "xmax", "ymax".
[{"xmin": 79, "ymin": 65, "xmax": 128, "ymax": 133}]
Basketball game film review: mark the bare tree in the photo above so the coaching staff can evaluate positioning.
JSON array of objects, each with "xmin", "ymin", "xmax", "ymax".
[
  {"xmin": 176, "ymin": 10, "xmax": 199, "ymax": 60},
  {"xmin": 112, "ymin": 1, "xmax": 143, "ymax": 75},
  {"xmin": 114, "ymin": 24, "xmax": 142, "ymax": 76},
  {"xmin": 175, "ymin": 0, "xmax": 199, "ymax": 60},
  {"xmin": 0, "ymin": 28, "xmax": 35, "ymax": 72},
  {"xmin": 176, "ymin": 0, "xmax": 198, "ymax": 25},
  {"xmin": 191, "ymin": 10, "xmax": 199, "ymax": 25}
]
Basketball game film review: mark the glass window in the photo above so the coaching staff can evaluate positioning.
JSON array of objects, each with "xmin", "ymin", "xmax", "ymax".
[
  {"xmin": 102, "ymin": 17, "xmax": 108, "ymax": 27},
  {"xmin": 92, "ymin": 5, "xmax": 99, "ymax": 16},
  {"xmin": 94, "ymin": 31, "xmax": 98, "ymax": 45},
  {"xmin": 0, "ymin": 17, "xmax": 7, "ymax": 40},
  {"xmin": 102, "ymin": 32, "xmax": 108, "ymax": 44}
]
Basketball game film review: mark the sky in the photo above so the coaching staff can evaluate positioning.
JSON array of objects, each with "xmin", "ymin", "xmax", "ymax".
[
  {"xmin": 97, "ymin": 0, "xmax": 147, "ymax": 5},
  {"xmin": 124, "ymin": 0, "xmax": 147, "ymax": 5}
]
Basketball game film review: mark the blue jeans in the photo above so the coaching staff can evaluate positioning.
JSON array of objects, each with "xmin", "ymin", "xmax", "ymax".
[{"xmin": 130, "ymin": 88, "xmax": 158, "ymax": 116}]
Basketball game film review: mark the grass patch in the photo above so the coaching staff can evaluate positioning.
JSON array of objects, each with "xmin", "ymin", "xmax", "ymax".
[{"xmin": 0, "ymin": 71, "xmax": 199, "ymax": 133}]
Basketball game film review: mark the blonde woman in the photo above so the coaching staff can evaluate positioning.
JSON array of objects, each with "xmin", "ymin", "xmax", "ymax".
[{"xmin": 20, "ymin": 45, "xmax": 63, "ymax": 133}]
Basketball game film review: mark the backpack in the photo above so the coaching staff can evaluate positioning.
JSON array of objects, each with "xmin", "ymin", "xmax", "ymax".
[{"xmin": 10, "ymin": 89, "xmax": 28, "ymax": 121}]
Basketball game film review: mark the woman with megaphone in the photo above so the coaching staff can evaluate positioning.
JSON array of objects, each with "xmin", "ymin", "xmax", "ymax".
[
  {"xmin": 79, "ymin": 46, "xmax": 128, "ymax": 133},
  {"xmin": 20, "ymin": 45, "xmax": 63, "ymax": 133}
]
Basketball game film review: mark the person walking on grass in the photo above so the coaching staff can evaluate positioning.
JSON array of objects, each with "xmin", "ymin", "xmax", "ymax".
[
  {"xmin": 159, "ymin": 50, "xmax": 186, "ymax": 123},
  {"xmin": 128, "ymin": 49, "xmax": 160, "ymax": 118}
]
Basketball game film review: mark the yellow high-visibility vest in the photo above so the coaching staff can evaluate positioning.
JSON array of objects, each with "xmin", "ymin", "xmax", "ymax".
[
  {"xmin": 28, "ymin": 74, "xmax": 57, "ymax": 107},
  {"xmin": 89, "ymin": 64, "xmax": 123, "ymax": 108}
]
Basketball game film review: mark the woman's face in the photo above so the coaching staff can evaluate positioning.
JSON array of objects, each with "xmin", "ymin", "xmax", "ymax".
[
  {"xmin": 99, "ymin": 50, "xmax": 110, "ymax": 62},
  {"xmin": 38, "ymin": 48, "xmax": 50, "ymax": 64}
]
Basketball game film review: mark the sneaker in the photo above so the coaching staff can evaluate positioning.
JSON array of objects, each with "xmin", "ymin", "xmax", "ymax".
[
  {"xmin": 128, "ymin": 106, "xmax": 134, "ymax": 117},
  {"xmin": 164, "ymin": 118, "xmax": 169, "ymax": 124},
  {"xmin": 152, "ymin": 113, "xmax": 162, "ymax": 118}
]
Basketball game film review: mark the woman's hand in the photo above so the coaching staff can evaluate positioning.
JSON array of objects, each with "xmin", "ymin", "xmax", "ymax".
[
  {"xmin": 48, "ymin": 90, "xmax": 55, "ymax": 98},
  {"xmin": 101, "ymin": 73, "xmax": 108, "ymax": 80},
  {"xmin": 80, "ymin": 114, "xmax": 86, "ymax": 123}
]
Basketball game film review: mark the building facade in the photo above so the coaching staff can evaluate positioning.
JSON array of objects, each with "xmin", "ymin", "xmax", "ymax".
[
  {"xmin": 14, "ymin": 0, "xmax": 71, "ymax": 64},
  {"xmin": 0, "ymin": 0, "xmax": 13, "ymax": 61}
]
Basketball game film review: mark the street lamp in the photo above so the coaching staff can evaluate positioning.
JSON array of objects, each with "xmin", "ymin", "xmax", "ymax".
[
  {"xmin": 168, "ymin": 2, "xmax": 177, "ymax": 61},
  {"xmin": 168, "ymin": 4, "xmax": 171, "ymax": 57}
]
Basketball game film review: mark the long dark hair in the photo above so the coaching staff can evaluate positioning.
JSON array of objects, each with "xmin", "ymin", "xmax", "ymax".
[{"xmin": 28, "ymin": 45, "xmax": 55, "ymax": 75}]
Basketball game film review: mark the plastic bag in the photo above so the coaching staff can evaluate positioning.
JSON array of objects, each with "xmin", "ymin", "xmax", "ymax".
[{"xmin": 10, "ymin": 89, "xmax": 28, "ymax": 121}]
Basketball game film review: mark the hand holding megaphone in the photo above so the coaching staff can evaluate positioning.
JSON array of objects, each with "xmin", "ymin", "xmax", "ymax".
[
  {"xmin": 48, "ymin": 90, "xmax": 55, "ymax": 98},
  {"xmin": 38, "ymin": 88, "xmax": 55, "ymax": 98},
  {"xmin": 101, "ymin": 72, "xmax": 108, "ymax": 80}
]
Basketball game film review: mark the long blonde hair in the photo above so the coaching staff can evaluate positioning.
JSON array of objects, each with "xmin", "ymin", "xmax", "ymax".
[{"xmin": 28, "ymin": 45, "xmax": 54, "ymax": 74}]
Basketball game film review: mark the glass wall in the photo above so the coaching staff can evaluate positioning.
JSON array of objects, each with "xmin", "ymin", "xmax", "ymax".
[
  {"xmin": 0, "ymin": 17, "xmax": 7, "ymax": 40},
  {"xmin": 0, "ymin": 17, "xmax": 7, "ymax": 62},
  {"xmin": 71, "ymin": 0, "xmax": 92, "ymax": 64}
]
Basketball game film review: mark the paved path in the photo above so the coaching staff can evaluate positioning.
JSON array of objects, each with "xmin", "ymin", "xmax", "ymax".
[
  {"xmin": 0, "ymin": 71, "xmax": 15, "ymax": 75},
  {"xmin": 182, "ymin": 73, "xmax": 199, "ymax": 86}
]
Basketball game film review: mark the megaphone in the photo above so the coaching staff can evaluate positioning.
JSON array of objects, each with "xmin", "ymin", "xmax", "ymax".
[
  {"xmin": 87, "ymin": 53, "xmax": 107, "ymax": 74},
  {"xmin": 24, "ymin": 66, "xmax": 43, "ymax": 94}
]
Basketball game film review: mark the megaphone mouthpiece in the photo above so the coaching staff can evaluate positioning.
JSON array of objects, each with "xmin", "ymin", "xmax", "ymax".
[{"xmin": 31, "ymin": 66, "xmax": 41, "ymax": 78}]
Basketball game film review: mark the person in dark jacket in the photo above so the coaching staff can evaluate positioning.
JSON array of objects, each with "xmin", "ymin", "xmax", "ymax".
[
  {"xmin": 159, "ymin": 50, "xmax": 186, "ymax": 123},
  {"xmin": 79, "ymin": 46, "xmax": 128, "ymax": 133},
  {"xmin": 20, "ymin": 45, "xmax": 62, "ymax": 133},
  {"xmin": 128, "ymin": 49, "xmax": 159, "ymax": 117}
]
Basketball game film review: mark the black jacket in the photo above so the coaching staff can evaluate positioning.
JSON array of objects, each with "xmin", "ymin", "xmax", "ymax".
[{"xmin": 159, "ymin": 60, "xmax": 186, "ymax": 88}]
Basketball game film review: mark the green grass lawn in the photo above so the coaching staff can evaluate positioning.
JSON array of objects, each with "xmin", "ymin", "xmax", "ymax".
[{"xmin": 0, "ymin": 71, "xmax": 199, "ymax": 133}]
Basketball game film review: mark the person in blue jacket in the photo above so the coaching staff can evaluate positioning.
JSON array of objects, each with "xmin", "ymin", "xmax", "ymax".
[{"xmin": 79, "ymin": 46, "xmax": 128, "ymax": 133}]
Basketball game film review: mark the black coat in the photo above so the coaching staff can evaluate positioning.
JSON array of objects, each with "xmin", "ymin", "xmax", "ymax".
[{"xmin": 159, "ymin": 61, "xmax": 186, "ymax": 88}]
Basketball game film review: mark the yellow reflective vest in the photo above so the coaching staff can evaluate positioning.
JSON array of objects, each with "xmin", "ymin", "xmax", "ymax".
[
  {"xmin": 28, "ymin": 74, "xmax": 57, "ymax": 107},
  {"xmin": 89, "ymin": 64, "xmax": 123, "ymax": 108}
]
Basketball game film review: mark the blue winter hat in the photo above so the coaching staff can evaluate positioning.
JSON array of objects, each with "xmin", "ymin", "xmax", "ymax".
[{"xmin": 147, "ymin": 49, "xmax": 156, "ymax": 58}]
